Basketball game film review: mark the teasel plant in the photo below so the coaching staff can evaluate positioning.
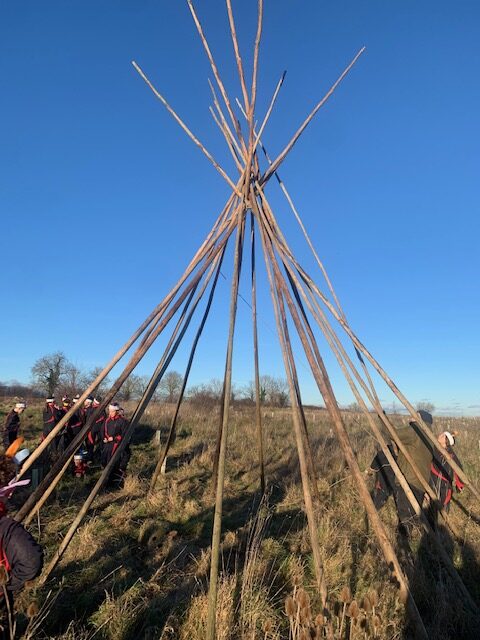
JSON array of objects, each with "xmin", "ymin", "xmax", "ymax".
[{"xmin": 284, "ymin": 584, "xmax": 387, "ymax": 639}]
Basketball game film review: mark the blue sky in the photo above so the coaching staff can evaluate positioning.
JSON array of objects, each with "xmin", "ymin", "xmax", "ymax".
[{"xmin": 1, "ymin": 1, "xmax": 479, "ymax": 415}]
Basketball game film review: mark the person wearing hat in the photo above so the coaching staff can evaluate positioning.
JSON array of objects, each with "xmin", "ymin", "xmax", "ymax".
[
  {"xmin": 101, "ymin": 403, "xmax": 130, "ymax": 489},
  {"xmin": 42, "ymin": 398, "xmax": 63, "ymax": 459},
  {"xmin": 56, "ymin": 397, "xmax": 73, "ymax": 454},
  {"xmin": 393, "ymin": 409, "xmax": 436, "ymax": 537},
  {"xmin": 86, "ymin": 398, "xmax": 105, "ymax": 463},
  {"xmin": 65, "ymin": 396, "xmax": 85, "ymax": 447},
  {"xmin": 0, "ymin": 440, "xmax": 43, "ymax": 633},
  {"xmin": 430, "ymin": 431, "xmax": 464, "ymax": 514},
  {"xmin": 2, "ymin": 403, "xmax": 26, "ymax": 448}
]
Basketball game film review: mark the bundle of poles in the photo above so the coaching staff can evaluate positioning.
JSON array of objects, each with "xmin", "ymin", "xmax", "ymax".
[{"xmin": 14, "ymin": 2, "xmax": 480, "ymax": 638}]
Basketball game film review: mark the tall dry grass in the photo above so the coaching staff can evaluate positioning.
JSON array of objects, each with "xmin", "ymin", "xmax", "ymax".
[{"xmin": 2, "ymin": 400, "xmax": 480, "ymax": 638}]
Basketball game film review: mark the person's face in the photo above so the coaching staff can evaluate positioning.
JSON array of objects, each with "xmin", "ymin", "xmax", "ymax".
[
  {"xmin": 438, "ymin": 434, "xmax": 448, "ymax": 448},
  {"xmin": 16, "ymin": 407, "xmax": 24, "ymax": 414},
  {"xmin": 108, "ymin": 408, "xmax": 118, "ymax": 418}
]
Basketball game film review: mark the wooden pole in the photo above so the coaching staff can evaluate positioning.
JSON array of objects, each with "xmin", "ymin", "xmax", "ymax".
[
  {"xmin": 249, "ymin": 0, "xmax": 263, "ymax": 122},
  {"xmin": 250, "ymin": 213, "xmax": 265, "ymax": 495},
  {"xmin": 206, "ymin": 209, "xmax": 245, "ymax": 640},
  {"xmin": 225, "ymin": 0, "xmax": 250, "ymax": 112}
]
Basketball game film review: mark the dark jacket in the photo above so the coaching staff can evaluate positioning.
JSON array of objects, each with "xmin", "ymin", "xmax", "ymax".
[
  {"xmin": 101, "ymin": 415, "xmax": 129, "ymax": 467},
  {"xmin": 0, "ymin": 516, "xmax": 43, "ymax": 593},
  {"xmin": 395, "ymin": 421, "xmax": 434, "ymax": 490},
  {"xmin": 3, "ymin": 412, "xmax": 20, "ymax": 447},
  {"xmin": 42, "ymin": 403, "xmax": 62, "ymax": 438},
  {"xmin": 430, "ymin": 448, "xmax": 464, "ymax": 507},
  {"xmin": 88, "ymin": 410, "xmax": 106, "ymax": 446}
]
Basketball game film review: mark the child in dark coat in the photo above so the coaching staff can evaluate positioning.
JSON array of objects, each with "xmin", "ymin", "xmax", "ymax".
[{"xmin": 0, "ymin": 441, "xmax": 43, "ymax": 636}]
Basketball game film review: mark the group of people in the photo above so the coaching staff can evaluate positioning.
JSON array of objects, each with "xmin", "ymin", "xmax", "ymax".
[
  {"xmin": 370, "ymin": 409, "xmax": 464, "ymax": 540},
  {"xmin": 3, "ymin": 395, "xmax": 131, "ymax": 490},
  {"xmin": 42, "ymin": 395, "xmax": 131, "ymax": 489}
]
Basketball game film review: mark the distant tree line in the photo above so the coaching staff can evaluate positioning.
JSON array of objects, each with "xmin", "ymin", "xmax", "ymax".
[{"xmin": 1, "ymin": 352, "xmax": 291, "ymax": 408}]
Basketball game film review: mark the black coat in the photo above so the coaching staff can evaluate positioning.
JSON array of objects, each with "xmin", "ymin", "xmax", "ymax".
[
  {"xmin": 2, "ymin": 412, "xmax": 20, "ymax": 447},
  {"xmin": 101, "ymin": 415, "xmax": 129, "ymax": 467},
  {"xmin": 0, "ymin": 516, "xmax": 43, "ymax": 593},
  {"xmin": 42, "ymin": 404, "xmax": 62, "ymax": 438}
]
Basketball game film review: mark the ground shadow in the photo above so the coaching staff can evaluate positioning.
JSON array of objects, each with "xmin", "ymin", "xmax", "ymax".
[{"xmin": 404, "ymin": 524, "xmax": 480, "ymax": 639}]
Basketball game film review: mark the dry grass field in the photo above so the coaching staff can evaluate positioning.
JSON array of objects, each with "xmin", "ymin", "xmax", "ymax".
[{"xmin": 1, "ymin": 400, "xmax": 480, "ymax": 639}]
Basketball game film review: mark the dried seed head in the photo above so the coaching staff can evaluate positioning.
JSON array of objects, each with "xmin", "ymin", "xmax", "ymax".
[
  {"xmin": 303, "ymin": 604, "xmax": 313, "ymax": 624},
  {"xmin": 373, "ymin": 614, "xmax": 381, "ymax": 628},
  {"xmin": 315, "ymin": 613, "xmax": 325, "ymax": 628},
  {"xmin": 299, "ymin": 629, "xmax": 309, "ymax": 640},
  {"xmin": 347, "ymin": 600, "xmax": 359, "ymax": 619},
  {"xmin": 262, "ymin": 619, "xmax": 272, "ymax": 634},
  {"xmin": 340, "ymin": 585, "xmax": 352, "ymax": 603},
  {"xmin": 297, "ymin": 587, "xmax": 310, "ymax": 609},
  {"xmin": 368, "ymin": 588, "xmax": 378, "ymax": 608},
  {"xmin": 285, "ymin": 595, "xmax": 296, "ymax": 617},
  {"xmin": 293, "ymin": 572, "xmax": 302, "ymax": 587},
  {"xmin": 26, "ymin": 601, "xmax": 39, "ymax": 618},
  {"xmin": 361, "ymin": 596, "xmax": 372, "ymax": 614}
]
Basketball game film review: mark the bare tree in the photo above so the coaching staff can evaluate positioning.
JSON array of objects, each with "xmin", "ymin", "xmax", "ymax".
[
  {"xmin": 81, "ymin": 366, "xmax": 111, "ymax": 399},
  {"xmin": 242, "ymin": 380, "xmax": 266, "ymax": 404},
  {"xmin": 260, "ymin": 375, "xmax": 289, "ymax": 407},
  {"xmin": 117, "ymin": 374, "xmax": 146, "ymax": 402},
  {"xmin": 157, "ymin": 371, "xmax": 183, "ymax": 403},
  {"xmin": 59, "ymin": 363, "xmax": 84, "ymax": 398},
  {"xmin": 31, "ymin": 352, "xmax": 70, "ymax": 397}
]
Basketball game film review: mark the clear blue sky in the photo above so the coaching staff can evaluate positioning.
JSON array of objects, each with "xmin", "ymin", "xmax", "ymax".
[{"xmin": 1, "ymin": 1, "xmax": 479, "ymax": 415}]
